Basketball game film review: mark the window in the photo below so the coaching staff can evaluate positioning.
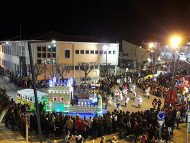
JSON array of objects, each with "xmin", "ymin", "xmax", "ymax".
[
  {"xmin": 80, "ymin": 50, "xmax": 84, "ymax": 54},
  {"xmin": 37, "ymin": 59, "xmax": 41, "ymax": 64},
  {"xmin": 95, "ymin": 50, "xmax": 98, "ymax": 54},
  {"xmin": 109, "ymin": 51, "xmax": 112, "ymax": 54},
  {"xmin": 42, "ymin": 53, "xmax": 46, "ymax": 58},
  {"xmin": 37, "ymin": 53, "xmax": 41, "ymax": 58},
  {"xmin": 104, "ymin": 51, "xmax": 107, "ymax": 54},
  {"xmin": 100, "ymin": 50, "xmax": 103, "ymax": 54},
  {"xmin": 52, "ymin": 46, "xmax": 56, "ymax": 52},
  {"xmin": 47, "ymin": 53, "xmax": 51, "ymax": 58},
  {"xmin": 75, "ymin": 66, "xmax": 79, "ymax": 70},
  {"xmin": 37, "ymin": 46, "xmax": 41, "ymax": 51},
  {"xmin": 90, "ymin": 50, "xmax": 94, "ymax": 54},
  {"xmin": 85, "ymin": 50, "xmax": 89, "ymax": 54},
  {"xmin": 65, "ymin": 50, "xmax": 70, "ymax": 58},
  {"xmin": 75, "ymin": 50, "xmax": 79, "ymax": 54},
  {"xmin": 42, "ymin": 46, "xmax": 46, "ymax": 52},
  {"xmin": 53, "ymin": 53, "xmax": 56, "ymax": 58},
  {"xmin": 113, "ymin": 51, "xmax": 116, "ymax": 54}
]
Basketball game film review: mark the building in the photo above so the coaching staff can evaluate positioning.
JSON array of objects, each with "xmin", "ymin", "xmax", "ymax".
[
  {"xmin": 119, "ymin": 40, "xmax": 150, "ymax": 69},
  {"xmin": 0, "ymin": 33, "xmax": 119, "ymax": 81}
]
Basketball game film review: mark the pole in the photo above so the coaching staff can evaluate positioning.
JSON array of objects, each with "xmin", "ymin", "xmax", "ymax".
[
  {"xmin": 26, "ymin": 115, "xmax": 28, "ymax": 143},
  {"xmin": 51, "ymin": 46, "xmax": 54, "ymax": 77},
  {"xmin": 106, "ymin": 50, "xmax": 108, "ymax": 95},
  {"xmin": 27, "ymin": 42, "xmax": 43, "ymax": 143},
  {"xmin": 169, "ymin": 53, "xmax": 179, "ymax": 106}
]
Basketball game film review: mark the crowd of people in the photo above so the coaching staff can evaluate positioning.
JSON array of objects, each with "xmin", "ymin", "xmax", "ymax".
[{"xmin": 4, "ymin": 99, "xmax": 187, "ymax": 143}]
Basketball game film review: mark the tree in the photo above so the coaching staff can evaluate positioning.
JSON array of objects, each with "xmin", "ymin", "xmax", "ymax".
[
  {"xmin": 79, "ymin": 62, "xmax": 98, "ymax": 84},
  {"xmin": 34, "ymin": 64, "xmax": 45, "ymax": 80},
  {"xmin": 99, "ymin": 63, "xmax": 111, "ymax": 78},
  {"xmin": 55, "ymin": 63, "xmax": 73, "ymax": 79},
  {"xmin": 26, "ymin": 64, "xmax": 45, "ymax": 80}
]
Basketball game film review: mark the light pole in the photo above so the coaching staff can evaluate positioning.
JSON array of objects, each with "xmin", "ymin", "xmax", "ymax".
[
  {"xmin": 148, "ymin": 42, "xmax": 156, "ymax": 74},
  {"xmin": 169, "ymin": 35, "xmax": 181, "ymax": 106},
  {"xmin": 27, "ymin": 42, "xmax": 43, "ymax": 143}
]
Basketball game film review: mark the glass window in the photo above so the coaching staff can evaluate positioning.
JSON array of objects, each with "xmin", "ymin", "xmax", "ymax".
[
  {"xmin": 52, "ymin": 46, "xmax": 56, "ymax": 52},
  {"xmin": 104, "ymin": 51, "xmax": 107, "ymax": 54},
  {"xmin": 47, "ymin": 53, "xmax": 51, "ymax": 58},
  {"xmin": 100, "ymin": 50, "xmax": 103, "ymax": 54},
  {"xmin": 80, "ymin": 50, "xmax": 84, "ymax": 54},
  {"xmin": 65, "ymin": 50, "xmax": 70, "ymax": 58},
  {"xmin": 42, "ymin": 46, "xmax": 46, "ymax": 52},
  {"xmin": 90, "ymin": 50, "xmax": 94, "ymax": 54},
  {"xmin": 75, "ymin": 66, "xmax": 79, "ymax": 70},
  {"xmin": 37, "ymin": 53, "xmax": 41, "ymax": 58},
  {"xmin": 75, "ymin": 50, "xmax": 79, "ymax": 54},
  {"xmin": 53, "ymin": 53, "xmax": 56, "ymax": 58},
  {"xmin": 85, "ymin": 50, "xmax": 89, "ymax": 54},
  {"xmin": 48, "ymin": 46, "xmax": 52, "ymax": 52},
  {"xmin": 37, "ymin": 46, "xmax": 41, "ymax": 51},
  {"xmin": 109, "ymin": 51, "xmax": 112, "ymax": 54},
  {"xmin": 42, "ymin": 53, "xmax": 46, "ymax": 58},
  {"xmin": 113, "ymin": 51, "xmax": 116, "ymax": 54},
  {"xmin": 37, "ymin": 59, "xmax": 41, "ymax": 64},
  {"xmin": 95, "ymin": 50, "xmax": 98, "ymax": 54}
]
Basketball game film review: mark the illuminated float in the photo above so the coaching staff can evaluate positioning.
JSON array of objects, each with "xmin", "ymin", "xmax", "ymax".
[{"xmin": 43, "ymin": 77, "xmax": 102, "ymax": 115}]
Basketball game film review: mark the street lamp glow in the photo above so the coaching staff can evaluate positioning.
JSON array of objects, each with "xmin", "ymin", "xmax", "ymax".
[
  {"xmin": 148, "ymin": 42, "xmax": 155, "ymax": 48},
  {"xmin": 170, "ymin": 35, "xmax": 181, "ymax": 48},
  {"xmin": 52, "ymin": 40, "xmax": 56, "ymax": 44}
]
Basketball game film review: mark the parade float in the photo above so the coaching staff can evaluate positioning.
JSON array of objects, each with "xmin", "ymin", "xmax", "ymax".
[{"xmin": 43, "ymin": 77, "xmax": 103, "ymax": 115}]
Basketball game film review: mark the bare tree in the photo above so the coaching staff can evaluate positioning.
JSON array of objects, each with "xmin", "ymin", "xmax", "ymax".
[
  {"xmin": 55, "ymin": 63, "xmax": 73, "ymax": 79},
  {"xmin": 99, "ymin": 63, "xmax": 110, "ymax": 78},
  {"xmin": 27, "ymin": 64, "xmax": 45, "ymax": 80},
  {"xmin": 79, "ymin": 62, "xmax": 98, "ymax": 84}
]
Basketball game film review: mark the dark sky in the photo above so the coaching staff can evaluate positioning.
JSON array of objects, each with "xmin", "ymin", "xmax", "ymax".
[{"xmin": 1, "ymin": 0, "xmax": 190, "ymax": 44}]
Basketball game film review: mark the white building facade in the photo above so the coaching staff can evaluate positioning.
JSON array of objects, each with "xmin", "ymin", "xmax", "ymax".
[{"xmin": 0, "ymin": 40, "xmax": 119, "ymax": 81}]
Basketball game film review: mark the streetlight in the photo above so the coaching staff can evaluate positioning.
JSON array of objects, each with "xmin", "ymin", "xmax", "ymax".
[
  {"xmin": 148, "ymin": 42, "xmax": 156, "ymax": 74},
  {"xmin": 169, "ymin": 35, "xmax": 181, "ymax": 106}
]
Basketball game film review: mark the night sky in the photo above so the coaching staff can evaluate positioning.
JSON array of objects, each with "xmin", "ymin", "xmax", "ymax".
[{"xmin": 1, "ymin": 0, "xmax": 190, "ymax": 44}]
